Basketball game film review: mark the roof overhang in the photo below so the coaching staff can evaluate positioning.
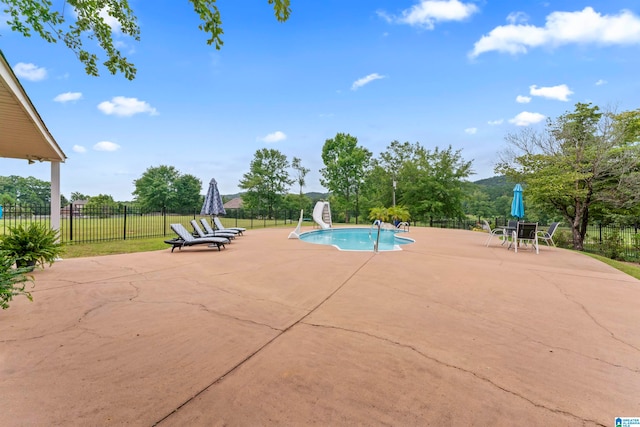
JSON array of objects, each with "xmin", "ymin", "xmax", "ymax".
[{"xmin": 0, "ymin": 50, "xmax": 67, "ymax": 163}]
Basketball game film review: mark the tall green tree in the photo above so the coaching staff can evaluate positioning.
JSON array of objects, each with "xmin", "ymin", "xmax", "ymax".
[
  {"xmin": 320, "ymin": 133, "xmax": 372, "ymax": 223},
  {"xmin": 291, "ymin": 157, "xmax": 310, "ymax": 211},
  {"xmin": 85, "ymin": 194, "xmax": 118, "ymax": 217},
  {"xmin": 400, "ymin": 145, "xmax": 472, "ymax": 220},
  {"xmin": 377, "ymin": 140, "xmax": 420, "ymax": 207},
  {"xmin": 132, "ymin": 165, "xmax": 202, "ymax": 212},
  {"xmin": 238, "ymin": 148, "xmax": 293, "ymax": 218},
  {"xmin": 496, "ymin": 103, "xmax": 640, "ymax": 250},
  {"xmin": 0, "ymin": 175, "xmax": 50, "ymax": 205},
  {"xmin": 2, "ymin": 0, "xmax": 291, "ymax": 79},
  {"xmin": 70, "ymin": 191, "xmax": 90, "ymax": 202},
  {"xmin": 174, "ymin": 174, "xmax": 204, "ymax": 213}
]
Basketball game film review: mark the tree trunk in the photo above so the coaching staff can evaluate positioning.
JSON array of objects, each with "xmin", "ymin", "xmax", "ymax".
[{"xmin": 572, "ymin": 225, "xmax": 584, "ymax": 251}]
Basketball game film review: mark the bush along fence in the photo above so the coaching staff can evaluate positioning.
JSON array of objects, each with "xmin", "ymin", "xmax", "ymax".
[{"xmin": 1, "ymin": 204, "xmax": 639, "ymax": 262}]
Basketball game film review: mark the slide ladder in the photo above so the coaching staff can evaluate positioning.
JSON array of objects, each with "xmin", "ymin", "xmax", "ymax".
[{"xmin": 312, "ymin": 201, "xmax": 332, "ymax": 229}]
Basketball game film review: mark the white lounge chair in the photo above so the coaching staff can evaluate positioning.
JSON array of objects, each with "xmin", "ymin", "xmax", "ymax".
[
  {"xmin": 167, "ymin": 223, "xmax": 229, "ymax": 252},
  {"xmin": 191, "ymin": 219, "xmax": 235, "ymax": 240},
  {"xmin": 213, "ymin": 217, "xmax": 246, "ymax": 235},
  {"xmin": 200, "ymin": 218, "xmax": 240, "ymax": 236}
]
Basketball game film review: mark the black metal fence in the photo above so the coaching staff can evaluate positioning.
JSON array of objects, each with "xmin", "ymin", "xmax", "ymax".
[
  {"xmin": 0, "ymin": 203, "xmax": 300, "ymax": 243},
  {"xmin": 1, "ymin": 203, "xmax": 639, "ymax": 261}
]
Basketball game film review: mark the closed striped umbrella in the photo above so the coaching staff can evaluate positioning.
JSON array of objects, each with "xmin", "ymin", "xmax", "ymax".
[{"xmin": 201, "ymin": 178, "xmax": 226, "ymax": 217}]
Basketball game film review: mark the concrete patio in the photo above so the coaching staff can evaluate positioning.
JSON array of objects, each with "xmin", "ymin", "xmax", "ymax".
[{"xmin": 1, "ymin": 226, "xmax": 638, "ymax": 426}]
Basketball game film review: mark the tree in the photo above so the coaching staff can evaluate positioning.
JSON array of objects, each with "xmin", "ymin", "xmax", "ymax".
[
  {"xmin": 2, "ymin": 0, "xmax": 291, "ymax": 79},
  {"xmin": 320, "ymin": 133, "xmax": 372, "ymax": 223},
  {"xmin": 238, "ymin": 148, "xmax": 293, "ymax": 217},
  {"xmin": 462, "ymin": 185, "xmax": 494, "ymax": 219},
  {"xmin": 291, "ymin": 157, "xmax": 310, "ymax": 211},
  {"xmin": 397, "ymin": 144, "xmax": 472, "ymax": 220},
  {"xmin": 70, "ymin": 191, "xmax": 90, "ymax": 202},
  {"xmin": 85, "ymin": 194, "xmax": 118, "ymax": 217},
  {"xmin": 496, "ymin": 103, "xmax": 640, "ymax": 250},
  {"xmin": 174, "ymin": 174, "xmax": 204, "ymax": 213},
  {"xmin": 0, "ymin": 175, "xmax": 50, "ymax": 205},
  {"xmin": 377, "ymin": 140, "xmax": 419, "ymax": 207},
  {"xmin": 132, "ymin": 165, "xmax": 202, "ymax": 212}
]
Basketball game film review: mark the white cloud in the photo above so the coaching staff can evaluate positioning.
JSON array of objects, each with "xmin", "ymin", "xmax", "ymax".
[
  {"xmin": 509, "ymin": 111, "xmax": 546, "ymax": 126},
  {"xmin": 259, "ymin": 131, "xmax": 287, "ymax": 143},
  {"xmin": 470, "ymin": 7, "xmax": 640, "ymax": 58},
  {"xmin": 529, "ymin": 84, "xmax": 573, "ymax": 101},
  {"xmin": 380, "ymin": 0, "xmax": 479, "ymax": 29},
  {"xmin": 54, "ymin": 92, "xmax": 83, "ymax": 103},
  {"xmin": 506, "ymin": 12, "xmax": 529, "ymax": 25},
  {"xmin": 93, "ymin": 141, "xmax": 121, "ymax": 151},
  {"xmin": 464, "ymin": 127, "xmax": 477, "ymax": 134},
  {"xmin": 97, "ymin": 96, "xmax": 158, "ymax": 117},
  {"xmin": 72, "ymin": 145, "xmax": 87, "ymax": 153},
  {"xmin": 488, "ymin": 119, "xmax": 504, "ymax": 125},
  {"xmin": 351, "ymin": 73, "xmax": 386, "ymax": 90},
  {"xmin": 516, "ymin": 95, "xmax": 531, "ymax": 103},
  {"xmin": 595, "ymin": 79, "xmax": 608, "ymax": 86},
  {"xmin": 13, "ymin": 62, "xmax": 47, "ymax": 81}
]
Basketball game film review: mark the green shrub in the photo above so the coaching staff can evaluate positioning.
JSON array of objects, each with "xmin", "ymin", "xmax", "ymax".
[
  {"xmin": 0, "ymin": 223, "xmax": 63, "ymax": 270},
  {"xmin": 0, "ymin": 256, "xmax": 33, "ymax": 310},
  {"xmin": 553, "ymin": 229, "xmax": 573, "ymax": 248},
  {"xmin": 601, "ymin": 230, "xmax": 625, "ymax": 260}
]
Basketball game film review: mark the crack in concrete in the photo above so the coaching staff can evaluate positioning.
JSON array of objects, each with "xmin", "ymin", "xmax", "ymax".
[
  {"xmin": 377, "ymin": 283, "xmax": 640, "ymax": 374},
  {"xmin": 542, "ymin": 271, "xmax": 640, "ymax": 353},
  {"xmin": 152, "ymin": 252, "xmax": 378, "ymax": 426},
  {"xmin": 301, "ymin": 322, "xmax": 606, "ymax": 426},
  {"xmin": 528, "ymin": 339, "xmax": 640, "ymax": 373}
]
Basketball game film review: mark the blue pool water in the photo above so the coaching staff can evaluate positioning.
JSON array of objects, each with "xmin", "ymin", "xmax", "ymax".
[{"xmin": 299, "ymin": 227, "xmax": 414, "ymax": 251}]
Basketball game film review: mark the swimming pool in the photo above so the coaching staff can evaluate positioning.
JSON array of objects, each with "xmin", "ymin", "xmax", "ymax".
[{"xmin": 299, "ymin": 227, "xmax": 414, "ymax": 251}]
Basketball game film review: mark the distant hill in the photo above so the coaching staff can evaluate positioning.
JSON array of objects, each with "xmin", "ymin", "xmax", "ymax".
[
  {"xmin": 474, "ymin": 175, "xmax": 508, "ymax": 187},
  {"xmin": 305, "ymin": 192, "xmax": 329, "ymax": 201},
  {"xmin": 473, "ymin": 175, "xmax": 518, "ymax": 199}
]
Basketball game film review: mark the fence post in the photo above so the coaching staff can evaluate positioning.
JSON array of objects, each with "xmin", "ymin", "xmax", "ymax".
[
  {"xmin": 162, "ymin": 206, "xmax": 167, "ymax": 236},
  {"xmin": 69, "ymin": 203, "xmax": 74, "ymax": 241},
  {"xmin": 123, "ymin": 205, "xmax": 128, "ymax": 240},
  {"xmin": 599, "ymin": 223, "xmax": 603, "ymax": 243}
]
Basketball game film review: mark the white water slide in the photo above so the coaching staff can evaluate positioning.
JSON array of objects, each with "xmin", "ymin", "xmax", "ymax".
[{"xmin": 312, "ymin": 201, "xmax": 332, "ymax": 229}]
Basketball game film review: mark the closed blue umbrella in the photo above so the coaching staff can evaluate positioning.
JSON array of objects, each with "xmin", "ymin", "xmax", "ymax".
[
  {"xmin": 511, "ymin": 183, "xmax": 525, "ymax": 219},
  {"xmin": 201, "ymin": 178, "xmax": 226, "ymax": 217}
]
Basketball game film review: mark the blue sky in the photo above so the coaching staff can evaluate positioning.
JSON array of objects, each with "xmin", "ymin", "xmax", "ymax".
[{"xmin": 1, "ymin": 0, "xmax": 639, "ymax": 201}]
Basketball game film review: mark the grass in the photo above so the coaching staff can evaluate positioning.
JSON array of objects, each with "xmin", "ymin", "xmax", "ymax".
[
  {"xmin": 61, "ymin": 237, "xmax": 169, "ymax": 258},
  {"xmin": 2, "ymin": 216, "xmax": 294, "ymax": 242},
  {"xmin": 582, "ymin": 252, "xmax": 640, "ymax": 281}
]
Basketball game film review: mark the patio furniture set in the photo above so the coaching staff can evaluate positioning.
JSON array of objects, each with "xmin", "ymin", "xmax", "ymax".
[{"xmin": 483, "ymin": 220, "xmax": 560, "ymax": 254}]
